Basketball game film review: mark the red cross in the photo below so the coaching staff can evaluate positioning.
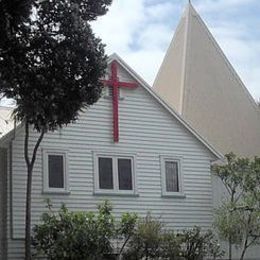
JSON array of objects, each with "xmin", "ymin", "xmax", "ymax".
[{"xmin": 102, "ymin": 60, "xmax": 138, "ymax": 142}]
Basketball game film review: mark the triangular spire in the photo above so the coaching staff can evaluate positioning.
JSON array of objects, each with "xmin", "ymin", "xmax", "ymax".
[
  {"xmin": 153, "ymin": 4, "xmax": 260, "ymax": 157},
  {"xmin": 153, "ymin": 3, "xmax": 195, "ymax": 114}
]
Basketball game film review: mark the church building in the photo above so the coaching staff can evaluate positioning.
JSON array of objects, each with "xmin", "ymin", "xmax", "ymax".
[{"xmin": 0, "ymin": 2, "xmax": 259, "ymax": 260}]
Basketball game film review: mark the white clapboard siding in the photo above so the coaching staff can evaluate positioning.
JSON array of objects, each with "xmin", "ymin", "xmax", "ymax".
[{"xmin": 6, "ymin": 63, "xmax": 217, "ymax": 259}]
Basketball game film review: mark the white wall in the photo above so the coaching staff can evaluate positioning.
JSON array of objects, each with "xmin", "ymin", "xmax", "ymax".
[{"xmin": 7, "ymin": 65, "xmax": 217, "ymax": 259}]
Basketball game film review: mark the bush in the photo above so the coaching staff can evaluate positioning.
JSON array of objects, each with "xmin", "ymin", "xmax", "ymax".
[
  {"xmin": 33, "ymin": 203, "xmax": 224, "ymax": 260},
  {"xmin": 122, "ymin": 214, "xmax": 163, "ymax": 260},
  {"xmin": 117, "ymin": 212, "xmax": 138, "ymax": 257},
  {"xmin": 122, "ymin": 220, "xmax": 224, "ymax": 260},
  {"xmin": 178, "ymin": 227, "xmax": 224, "ymax": 260},
  {"xmin": 33, "ymin": 201, "xmax": 115, "ymax": 260},
  {"xmin": 161, "ymin": 231, "xmax": 183, "ymax": 260}
]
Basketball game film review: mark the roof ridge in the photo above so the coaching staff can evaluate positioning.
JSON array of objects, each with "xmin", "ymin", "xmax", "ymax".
[{"xmin": 180, "ymin": 3, "xmax": 192, "ymax": 115}]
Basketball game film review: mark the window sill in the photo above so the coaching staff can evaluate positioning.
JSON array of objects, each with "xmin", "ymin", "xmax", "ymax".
[
  {"xmin": 161, "ymin": 193, "xmax": 186, "ymax": 199},
  {"xmin": 42, "ymin": 189, "xmax": 71, "ymax": 195},
  {"xmin": 94, "ymin": 191, "xmax": 139, "ymax": 197}
]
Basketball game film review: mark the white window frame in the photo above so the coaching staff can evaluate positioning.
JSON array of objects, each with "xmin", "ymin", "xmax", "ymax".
[
  {"xmin": 93, "ymin": 152, "xmax": 137, "ymax": 196},
  {"xmin": 160, "ymin": 156, "xmax": 185, "ymax": 198},
  {"xmin": 42, "ymin": 149, "xmax": 69, "ymax": 194}
]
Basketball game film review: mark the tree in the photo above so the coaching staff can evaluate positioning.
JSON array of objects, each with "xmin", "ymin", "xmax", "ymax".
[
  {"xmin": 0, "ymin": 0, "xmax": 34, "ymax": 37},
  {"xmin": 212, "ymin": 153, "xmax": 244, "ymax": 260},
  {"xmin": 212, "ymin": 154, "xmax": 260, "ymax": 260},
  {"xmin": 0, "ymin": 0, "xmax": 112, "ymax": 259}
]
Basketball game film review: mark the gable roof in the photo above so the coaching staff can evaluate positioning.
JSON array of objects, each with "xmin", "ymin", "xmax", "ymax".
[
  {"xmin": 0, "ymin": 53, "xmax": 223, "ymax": 160},
  {"xmin": 108, "ymin": 53, "xmax": 222, "ymax": 160},
  {"xmin": 153, "ymin": 3, "xmax": 260, "ymax": 157}
]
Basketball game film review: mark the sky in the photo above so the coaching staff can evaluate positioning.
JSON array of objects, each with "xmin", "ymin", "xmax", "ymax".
[
  {"xmin": 92, "ymin": 0, "xmax": 260, "ymax": 101},
  {"xmin": 0, "ymin": 0, "xmax": 259, "ymax": 106}
]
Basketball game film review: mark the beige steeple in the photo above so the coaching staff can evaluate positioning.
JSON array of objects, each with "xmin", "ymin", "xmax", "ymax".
[{"xmin": 153, "ymin": 3, "xmax": 260, "ymax": 157}]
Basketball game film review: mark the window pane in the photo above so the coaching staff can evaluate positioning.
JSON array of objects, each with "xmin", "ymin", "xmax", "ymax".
[
  {"xmin": 99, "ymin": 157, "xmax": 113, "ymax": 189},
  {"xmin": 165, "ymin": 161, "xmax": 179, "ymax": 192},
  {"xmin": 48, "ymin": 155, "xmax": 64, "ymax": 188},
  {"xmin": 118, "ymin": 158, "xmax": 132, "ymax": 190}
]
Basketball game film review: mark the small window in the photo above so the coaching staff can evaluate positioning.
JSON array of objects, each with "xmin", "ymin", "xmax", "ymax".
[
  {"xmin": 94, "ymin": 153, "xmax": 136, "ymax": 195},
  {"xmin": 48, "ymin": 155, "xmax": 64, "ymax": 188},
  {"xmin": 98, "ymin": 157, "xmax": 113, "ymax": 189},
  {"xmin": 118, "ymin": 158, "xmax": 133, "ymax": 190},
  {"xmin": 43, "ymin": 150, "xmax": 69, "ymax": 193},
  {"xmin": 161, "ymin": 156, "xmax": 184, "ymax": 197},
  {"xmin": 165, "ymin": 161, "xmax": 179, "ymax": 192}
]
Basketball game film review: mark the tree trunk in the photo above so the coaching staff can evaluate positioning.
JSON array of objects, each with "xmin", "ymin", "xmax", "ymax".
[
  {"xmin": 228, "ymin": 236, "xmax": 232, "ymax": 260},
  {"xmin": 24, "ymin": 121, "xmax": 45, "ymax": 260},
  {"xmin": 228, "ymin": 192, "xmax": 235, "ymax": 260},
  {"xmin": 240, "ymin": 247, "xmax": 247, "ymax": 260},
  {"xmin": 25, "ymin": 166, "xmax": 33, "ymax": 260}
]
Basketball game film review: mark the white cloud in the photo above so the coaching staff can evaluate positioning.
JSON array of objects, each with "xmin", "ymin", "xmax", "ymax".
[
  {"xmin": 91, "ymin": 0, "xmax": 176, "ymax": 85},
  {"xmin": 91, "ymin": 0, "xmax": 259, "ymax": 100},
  {"xmin": 197, "ymin": 0, "xmax": 258, "ymax": 13},
  {"xmin": 2, "ymin": 0, "xmax": 258, "ymax": 107},
  {"xmin": 92, "ymin": 0, "xmax": 146, "ymax": 54}
]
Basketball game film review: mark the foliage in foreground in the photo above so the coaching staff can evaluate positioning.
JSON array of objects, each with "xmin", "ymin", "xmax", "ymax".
[
  {"xmin": 0, "ymin": 1, "xmax": 112, "ymax": 258},
  {"xmin": 212, "ymin": 153, "xmax": 260, "ymax": 260},
  {"xmin": 123, "ymin": 216, "xmax": 224, "ymax": 260},
  {"xmin": 33, "ymin": 201, "xmax": 115, "ymax": 260},
  {"xmin": 33, "ymin": 202, "xmax": 224, "ymax": 260}
]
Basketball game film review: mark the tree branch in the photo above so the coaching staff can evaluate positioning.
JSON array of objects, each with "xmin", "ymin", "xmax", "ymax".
[
  {"xmin": 30, "ymin": 128, "xmax": 45, "ymax": 167},
  {"xmin": 222, "ymin": 180, "xmax": 232, "ymax": 196},
  {"xmin": 24, "ymin": 120, "xmax": 30, "ymax": 167}
]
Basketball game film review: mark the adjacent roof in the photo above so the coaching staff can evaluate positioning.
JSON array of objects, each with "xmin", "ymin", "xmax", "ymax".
[
  {"xmin": 153, "ymin": 3, "xmax": 260, "ymax": 157},
  {"xmin": 0, "ymin": 106, "xmax": 15, "ymax": 138}
]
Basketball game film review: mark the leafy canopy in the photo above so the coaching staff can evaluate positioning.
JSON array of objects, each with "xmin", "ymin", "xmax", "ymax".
[{"xmin": 0, "ymin": 0, "xmax": 112, "ymax": 131}]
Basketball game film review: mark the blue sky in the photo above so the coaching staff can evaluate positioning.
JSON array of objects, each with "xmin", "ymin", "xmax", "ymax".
[{"xmin": 92, "ymin": 0, "xmax": 260, "ymax": 101}]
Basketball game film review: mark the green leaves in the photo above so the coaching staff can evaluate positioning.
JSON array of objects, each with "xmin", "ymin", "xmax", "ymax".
[
  {"xmin": 213, "ymin": 153, "xmax": 260, "ymax": 259},
  {"xmin": 33, "ymin": 201, "xmax": 115, "ymax": 260},
  {"xmin": 0, "ymin": 0, "xmax": 112, "ymax": 132},
  {"xmin": 178, "ymin": 227, "xmax": 224, "ymax": 260},
  {"xmin": 33, "ymin": 202, "xmax": 224, "ymax": 260}
]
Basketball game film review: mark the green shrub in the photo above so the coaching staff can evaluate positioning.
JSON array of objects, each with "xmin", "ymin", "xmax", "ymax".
[
  {"xmin": 33, "ymin": 203, "xmax": 224, "ymax": 260},
  {"xmin": 117, "ymin": 212, "xmax": 138, "ymax": 257},
  {"xmin": 122, "ymin": 214, "xmax": 163, "ymax": 260},
  {"xmin": 122, "ymin": 220, "xmax": 224, "ymax": 260},
  {"xmin": 160, "ymin": 231, "xmax": 183, "ymax": 260},
  {"xmin": 178, "ymin": 227, "xmax": 224, "ymax": 260},
  {"xmin": 32, "ymin": 201, "xmax": 115, "ymax": 260}
]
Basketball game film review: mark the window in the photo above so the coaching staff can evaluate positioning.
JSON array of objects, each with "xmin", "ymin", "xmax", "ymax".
[
  {"xmin": 160, "ymin": 156, "xmax": 184, "ymax": 197},
  {"xmin": 99, "ymin": 157, "xmax": 113, "ymax": 189},
  {"xmin": 43, "ymin": 150, "xmax": 69, "ymax": 193},
  {"xmin": 94, "ymin": 153, "xmax": 136, "ymax": 195}
]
